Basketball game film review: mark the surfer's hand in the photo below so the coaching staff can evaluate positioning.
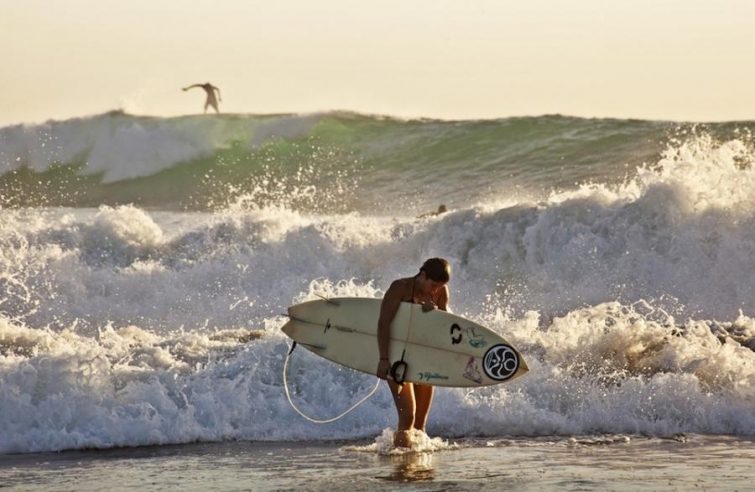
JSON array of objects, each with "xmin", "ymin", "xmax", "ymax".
[
  {"xmin": 421, "ymin": 300, "xmax": 437, "ymax": 312},
  {"xmin": 377, "ymin": 358, "xmax": 391, "ymax": 380}
]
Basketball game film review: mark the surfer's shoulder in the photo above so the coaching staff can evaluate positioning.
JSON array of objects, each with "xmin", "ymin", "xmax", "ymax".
[
  {"xmin": 436, "ymin": 283, "xmax": 449, "ymax": 309},
  {"xmin": 394, "ymin": 277, "xmax": 414, "ymax": 289},
  {"xmin": 386, "ymin": 277, "xmax": 413, "ymax": 297}
]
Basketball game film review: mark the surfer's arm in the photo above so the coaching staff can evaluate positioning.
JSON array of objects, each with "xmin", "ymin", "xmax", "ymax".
[
  {"xmin": 437, "ymin": 285, "xmax": 449, "ymax": 312},
  {"xmin": 378, "ymin": 281, "xmax": 403, "ymax": 357},
  {"xmin": 182, "ymin": 84, "xmax": 202, "ymax": 91},
  {"xmin": 214, "ymin": 86, "xmax": 222, "ymax": 101},
  {"xmin": 376, "ymin": 281, "xmax": 403, "ymax": 378}
]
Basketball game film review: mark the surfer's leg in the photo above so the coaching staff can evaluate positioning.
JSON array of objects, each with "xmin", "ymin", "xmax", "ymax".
[
  {"xmin": 205, "ymin": 94, "xmax": 219, "ymax": 114},
  {"xmin": 388, "ymin": 380, "xmax": 415, "ymax": 447},
  {"xmin": 412, "ymin": 383, "xmax": 434, "ymax": 432}
]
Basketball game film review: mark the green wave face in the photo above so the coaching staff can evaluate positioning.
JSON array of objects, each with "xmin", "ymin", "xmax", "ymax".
[{"xmin": 2, "ymin": 111, "xmax": 752, "ymax": 212}]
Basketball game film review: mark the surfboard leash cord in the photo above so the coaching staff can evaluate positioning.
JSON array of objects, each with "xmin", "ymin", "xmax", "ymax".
[
  {"xmin": 391, "ymin": 294, "xmax": 417, "ymax": 387},
  {"xmin": 283, "ymin": 341, "xmax": 381, "ymax": 424}
]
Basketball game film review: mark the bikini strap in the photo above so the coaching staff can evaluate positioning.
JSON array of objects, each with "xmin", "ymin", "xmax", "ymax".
[{"xmin": 410, "ymin": 274, "xmax": 421, "ymax": 304}]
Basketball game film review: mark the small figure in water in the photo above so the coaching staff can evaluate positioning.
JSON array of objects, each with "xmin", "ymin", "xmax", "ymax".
[
  {"xmin": 418, "ymin": 204, "xmax": 448, "ymax": 219},
  {"xmin": 182, "ymin": 82, "xmax": 222, "ymax": 113}
]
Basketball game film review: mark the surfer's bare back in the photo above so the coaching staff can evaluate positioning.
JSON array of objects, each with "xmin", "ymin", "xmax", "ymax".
[{"xmin": 182, "ymin": 83, "xmax": 222, "ymax": 114}]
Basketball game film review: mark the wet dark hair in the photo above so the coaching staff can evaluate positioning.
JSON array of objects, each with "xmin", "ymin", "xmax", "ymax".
[{"xmin": 419, "ymin": 257, "xmax": 451, "ymax": 283}]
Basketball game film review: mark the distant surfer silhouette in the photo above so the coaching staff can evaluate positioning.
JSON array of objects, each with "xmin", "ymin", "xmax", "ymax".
[{"xmin": 182, "ymin": 83, "xmax": 222, "ymax": 114}]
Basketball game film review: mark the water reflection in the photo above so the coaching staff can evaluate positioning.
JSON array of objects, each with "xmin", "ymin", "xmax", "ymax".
[{"xmin": 384, "ymin": 452, "xmax": 436, "ymax": 482}]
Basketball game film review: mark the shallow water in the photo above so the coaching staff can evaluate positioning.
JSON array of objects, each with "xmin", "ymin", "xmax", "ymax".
[{"xmin": 1, "ymin": 435, "xmax": 753, "ymax": 491}]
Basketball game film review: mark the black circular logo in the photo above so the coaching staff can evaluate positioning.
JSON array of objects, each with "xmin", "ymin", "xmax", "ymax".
[{"xmin": 482, "ymin": 344, "xmax": 519, "ymax": 381}]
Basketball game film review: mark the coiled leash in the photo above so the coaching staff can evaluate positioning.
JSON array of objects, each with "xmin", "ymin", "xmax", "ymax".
[
  {"xmin": 390, "ymin": 278, "xmax": 419, "ymax": 391},
  {"xmin": 390, "ymin": 352, "xmax": 408, "ymax": 384},
  {"xmin": 283, "ymin": 342, "xmax": 381, "ymax": 424}
]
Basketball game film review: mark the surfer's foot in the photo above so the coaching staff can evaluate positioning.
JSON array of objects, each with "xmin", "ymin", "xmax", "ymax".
[{"xmin": 394, "ymin": 430, "xmax": 412, "ymax": 448}]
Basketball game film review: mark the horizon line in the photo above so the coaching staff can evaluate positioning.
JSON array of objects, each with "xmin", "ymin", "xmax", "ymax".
[{"xmin": 3, "ymin": 108, "xmax": 755, "ymax": 128}]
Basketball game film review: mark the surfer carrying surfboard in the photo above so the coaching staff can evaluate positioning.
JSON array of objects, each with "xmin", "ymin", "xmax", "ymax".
[{"xmin": 376, "ymin": 258, "xmax": 451, "ymax": 448}]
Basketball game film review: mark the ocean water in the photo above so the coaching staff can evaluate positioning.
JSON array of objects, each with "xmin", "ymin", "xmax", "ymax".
[
  {"xmin": 1, "ymin": 111, "xmax": 754, "ymax": 488},
  {"xmin": 1, "ymin": 436, "xmax": 754, "ymax": 491}
]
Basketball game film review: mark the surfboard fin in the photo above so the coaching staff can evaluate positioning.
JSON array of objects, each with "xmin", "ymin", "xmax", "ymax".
[
  {"xmin": 315, "ymin": 294, "xmax": 340, "ymax": 306},
  {"xmin": 299, "ymin": 342, "xmax": 327, "ymax": 351}
]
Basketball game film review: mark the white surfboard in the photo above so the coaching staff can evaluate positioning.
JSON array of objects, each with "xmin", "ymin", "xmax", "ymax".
[{"xmin": 281, "ymin": 297, "xmax": 528, "ymax": 387}]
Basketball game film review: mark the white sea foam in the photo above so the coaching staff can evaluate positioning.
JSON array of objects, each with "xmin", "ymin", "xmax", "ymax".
[
  {"xmin": 1, "ymin": 299, "xmax": 753, "ymax": 454},
  {"xmin": 0, "ymin": 112, "xmax": 321, "ymax": 182},
  {"xmin": 343, "ymin": 428, "xmax": 459, "ymax": 455},
  {"xmin": 1, "ymin": 130, "xmax": 754, "ymax": 453}
]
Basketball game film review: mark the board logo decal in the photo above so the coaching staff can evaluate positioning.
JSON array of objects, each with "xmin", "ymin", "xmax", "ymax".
[
  {"xmin": 464, "ymin": 327, "xmax": 488, "ymax": 348},
  {"xmin": 450, "ymin": 324, "xmax": 462, "ymax": 344},
  {"xmin": 419, "ymin": 372, "xmax": 449, "ymax": 382},
  {"xmin": 482, "ymin": 344, "xmax": 519, "ymax": 381},
  {"xmin": 463, "ymin": 356, "xmax": 482, "ymax": 384},
  {"xmin": 450, "ymin": 324, "xmax": 489, "ymax": 347}
]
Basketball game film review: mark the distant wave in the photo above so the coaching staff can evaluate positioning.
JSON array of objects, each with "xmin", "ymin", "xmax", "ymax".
[{"xmin": 3, "ymin": 110, "xmax": 736, "ymax": 211}]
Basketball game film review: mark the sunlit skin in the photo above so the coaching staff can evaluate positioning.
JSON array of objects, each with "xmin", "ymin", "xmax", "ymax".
[
  {"xmin": 182, "ymin": 83, "xmax": 222, "ymax": 114},
  {"xmin": 376, "ymin": 272, "xmax": 449, "ymax": 448}
]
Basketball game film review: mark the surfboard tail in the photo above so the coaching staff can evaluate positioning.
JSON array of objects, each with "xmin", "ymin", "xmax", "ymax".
[
  {"xmin": 281, "ymin": 320, "xmax": 293, "ymax": 337},
  {"xmin": 518, "ymin": 350, "xmax": 529, "ymax": 373}
]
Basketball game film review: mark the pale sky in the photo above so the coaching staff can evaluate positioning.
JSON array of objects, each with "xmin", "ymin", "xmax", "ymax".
[{"xmin": 2, "ymin": 0, "xmax": 754, "ymax": 126}]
